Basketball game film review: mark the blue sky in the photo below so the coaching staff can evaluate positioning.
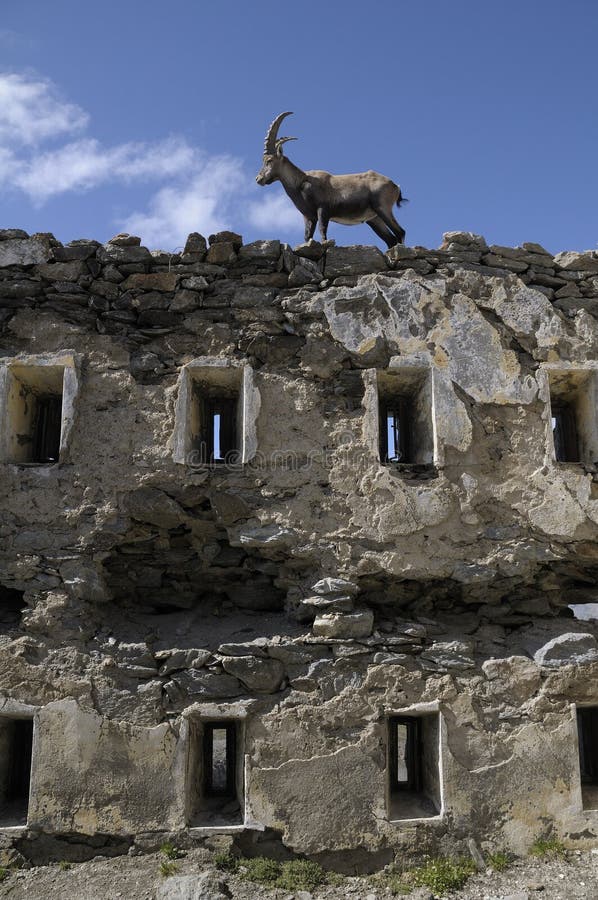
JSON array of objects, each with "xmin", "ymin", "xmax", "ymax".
[{"xmin": 0, "ymin": 0, "xmax": 596, "ymax": 253}]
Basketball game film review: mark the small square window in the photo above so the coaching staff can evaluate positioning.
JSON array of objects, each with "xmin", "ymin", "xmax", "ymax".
[
  {"xmin": 577, "ymin": 707, "xmax": 598, "ymax": 810},
  {"xmin": 172, "ymin": 360, "xmax": 260, "ymax": 467},
  {"xmin": 0, "ymin": 360, "xmax": 79, "ymax": 466},
  {"xmin": 388, "ymin": 714, "xmax": 440, "ymax": 820},
  {"xmin": 0, "ymin": 717, "xmax": 34, "ymax": 826}
]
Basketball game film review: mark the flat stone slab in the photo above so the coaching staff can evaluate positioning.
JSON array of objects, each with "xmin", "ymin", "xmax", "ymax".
[
  {"xmin": 0, "ymin": 237, "xmax": 53, "ymax": 267},
  {"xmin": 534, "ymin": 632, "xmax": 598, "ymax": 668},
  {"xmin": 324, "ymin": 245, "xmax": 387, "ymax": 278}
]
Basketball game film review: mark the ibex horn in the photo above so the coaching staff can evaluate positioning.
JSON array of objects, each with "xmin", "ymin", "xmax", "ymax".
[
  {"xmin": 264, "ymin": 111, "xmax": 293, "ymax": 155},
  {"xmin": 275, "ymin": 136, "xmax": 297, "ymax": 155}
]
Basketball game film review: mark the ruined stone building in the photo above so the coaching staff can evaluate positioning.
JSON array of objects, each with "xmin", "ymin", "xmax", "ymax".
[{"xmin": 1, "ymin": 227, "xmax": 598, "ymax": 868}]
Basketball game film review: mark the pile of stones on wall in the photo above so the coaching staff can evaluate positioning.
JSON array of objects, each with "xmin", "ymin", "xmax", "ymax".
[{"xmin": 1, "ymin": 226, "xmax": 598, "ymax": 869}]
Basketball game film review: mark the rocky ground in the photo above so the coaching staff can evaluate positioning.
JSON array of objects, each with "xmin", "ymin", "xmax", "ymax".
[{"xmin": 1, "ymin": 847, "xmax": 598, "ymax": 900}]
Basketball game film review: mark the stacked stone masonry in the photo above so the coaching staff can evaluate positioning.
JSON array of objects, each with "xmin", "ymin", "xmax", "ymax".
[{"xmin": 1, "ymin": 226, "xmax": 598, "ymax": 869}]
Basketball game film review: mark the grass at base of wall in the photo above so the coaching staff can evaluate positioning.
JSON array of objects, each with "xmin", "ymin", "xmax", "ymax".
[
  {"xmin": 213, "ymin": 852, "xmax": 330, "ymax": 891},
  {"xmin": 529, "ymin": 838, "xmax": 567, "ymax": 860},
  {"xmin": 372, "ymin": 856, "xmax": 478, "ymax": 896},
  {"xmin": 487, "ymin": 850, "xmax": 511, "ymax": 872}
]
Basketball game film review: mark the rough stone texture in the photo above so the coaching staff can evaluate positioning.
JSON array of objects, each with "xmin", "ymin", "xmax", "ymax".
[
  {"xmin": 2, "ymin": 229, "xmax": 598, "ymax": 868},
  {"xmin": 534, "ymin": 633, "xmax": 598, "ymax": 668}
]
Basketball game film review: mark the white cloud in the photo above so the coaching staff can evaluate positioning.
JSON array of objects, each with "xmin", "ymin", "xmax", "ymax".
[
  {"xmin": 11, "ymin": 136, "xmax": 196, "ymax": 204},
  {"xmin": 122, "ymin": 156, "xmax": 246, "ymax": 249},
  {"xmin": 0, "ymin": 72, "xmax": 88, "ymax": 145},
  {"xmin": 246, "ymin": 190, "xmax": 303, "ymax": 233},
  {"xmin": 0, "ymin": 70, "xmax": 305, "ymax": 247}
]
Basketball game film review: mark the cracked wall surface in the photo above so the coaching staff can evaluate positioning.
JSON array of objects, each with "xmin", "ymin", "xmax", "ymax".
[{"xmin": 1, "ymin": 226, "xmax": 598, "ymax": 868}]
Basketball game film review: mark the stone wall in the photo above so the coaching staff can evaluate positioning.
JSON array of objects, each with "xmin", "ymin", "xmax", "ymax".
[{"xmin": 1, "ymin": 226, "xmax": 598, "ymax": 868}]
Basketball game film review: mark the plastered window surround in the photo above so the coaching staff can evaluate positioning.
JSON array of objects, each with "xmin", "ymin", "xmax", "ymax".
[
  {"xmin": 172, "ymin": 358, "xmax": 260, "ymax": 466},
  {"xmin": 385, "ymin": 702, "xmax": 444, "ymax": 824},
  {"xmin": 0, "ymin": 353, "xmax": 80, "ymax": 466},
  {"xmin": 363, "ymin": 365, "xmax": 438, "ymax": 468},
  {"xmin": 540, "ymin": 366, "xmax": 598, "ymax": 468}
]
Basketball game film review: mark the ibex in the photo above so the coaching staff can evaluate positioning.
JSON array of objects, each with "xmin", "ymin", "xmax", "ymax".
[{"xmin": 256, "ymin": 112, "xmax": 407, "ymax": 248}]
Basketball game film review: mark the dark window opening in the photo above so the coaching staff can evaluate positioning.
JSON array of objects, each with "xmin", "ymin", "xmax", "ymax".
[
  {"xmin": 198, "ymin": 395, "xmax": 238, "ymax": 464},
  {"xmin": 552, "ymin": 401, "xmax": 579, "ymax": 463},
  {"xmin": 388, "ymin": 714, "xmax": 440, "ymax": 820},
  {"xmin": 577, "ymin": 707, "xmax": 598, "ymax": 809},
  {"xmin": 389, "ymin": 716, "xmax": 421, "ymax": 793},
  {"xmin": 203, "ymin": 722, "xmax": 237, "ymax": 798},
  {"xmin": 0, "ymin": 586, "xmax": 26, "ymax": 629},
  {"xmin": 31, "ymin": 394, "xmax": 62, "ymax": 464},
  {"xmin": 380, "ymin": 398, "xmax": 413, "ymax": 464},
  {"xmin": 0, "ymin": 718, "xmax": 33, "ymax": 826}
]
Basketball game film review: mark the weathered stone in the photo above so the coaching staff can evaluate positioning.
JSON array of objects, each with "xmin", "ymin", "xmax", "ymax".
[
  {"xmin": 294, "ymin": 240, "xmax": 325, "ymax": 260},
  {"xmin": 0, "ymin": 280, "xmax": 43, "ymax": 299},
  {"xmin": 97, "ymin": 243, "xmax": 151, "ymax": 264},
  {"xmin": 217, "ymin": 640, "xmax": 270, "ymax": 658},
  {"xmin": 156, "ymin": 649, "xmax": 212, "ymax": 675},
  {"xmin": 440, "ymin": 230, "xmax": 488, "ymax": 250},
  {"xmin": 420, "ymin": 641, "xmax": 475, "ymax": 670},
  {"xmin": 165, "ymin": 670, "xmax": 242, "ymax": 700},
  {"xmin": 90, "ymin": 279, "xmax": 119, "ymax": 300},
  {"xmin": 0, "ymin": 237, "xmax": 52, "ymax": 267},
  {"xmin": 208, "ymin": 230, "xmax": 242, "ymax": 249},
  {"xmin": 125, "ymin": 272, "xmax": 179, "ymax": 292},
  {"xmin": 183, "ymin": 232, "xmax": 208, "ymax": 256},
  {"xmin": 324, "ymin": 245, "xmax": 386, "ymax": 278},
  {"xmin": 206, "ymin": 242, "xmax": 237, "ymax": 265},
  {"xmin": 53, "ymin": 239, "xmax": 100, "ymax": 261},
  {"xmin": 0, "ymin": 228, "xmax": 29, "ymax": 241},
  {"xmin": 300, "ymin": 595, "xmax": 355, "ymax": 613},
  {"xmin": 534, "ymin": 633, "xmax": 598, "ymax": 668},
  {"xmin": 554, "ymin": 250, "xmax": 598, "ymax": 272},
  {"xmin": 288, "ymin": 262, "xmax": 321, "ymax": 287},
  {"xmin": 108, "ymin": 233, "xmax": 142, "ymax": 247},
  {"xmin": 312, "ymin": 609, "xmax": 374, "ymax": 639},
  {"xmin": 238, "ymin": 239, "xmax": 281, "ymax": 260},
  {"xmin": 156, "ymin": 873, "xmax": 231, "ymax": 900},
  {"xmin": 36, "ymin": 261, "xmax": 87, "ymax": 282},
  {"xmin": 125, "ymin": 487, "xmax": 185, "ymax": 528},
  {"xmin": 132, "ymin": 291, "xmax": 170, "ymax": 311},
  {"xmin": 220, "ymin": 655, "xmax": 284, "ymax": 692},
  {"xmin": 170, "ymin": 289, "xmax": 201, "ymax": 312},
  {"xmin": 481, "ymin": 253, "xmax": 529, "ymax": 272},
  {"xmin": 182, "ymin": 275, "xmax": 209, "ymax": 290},
  {"xmin": 312, "ymin": 577, "xmax": 359, "ymax": 597}
]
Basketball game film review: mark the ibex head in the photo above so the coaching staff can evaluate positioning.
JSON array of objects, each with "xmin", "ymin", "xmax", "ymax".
[{"xmin": 255, "ymin": 111, "xmax": 297, "ymax": 185}]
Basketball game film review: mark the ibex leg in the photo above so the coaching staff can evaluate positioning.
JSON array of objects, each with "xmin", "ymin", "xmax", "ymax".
[
  {"xmin": 317, "ymin": 207, "xmax": 330, "ymax": 242},
  {"xmin": 303, "ymin": 216, "xmax": 317, "ymax": 242},
  {"xmin": 372, "ymin": 205, "xmax": 405, "ymax": 246},
  {"xmin": 367, "ymin": 216, "xmax": 397, "ymax": 249}
]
